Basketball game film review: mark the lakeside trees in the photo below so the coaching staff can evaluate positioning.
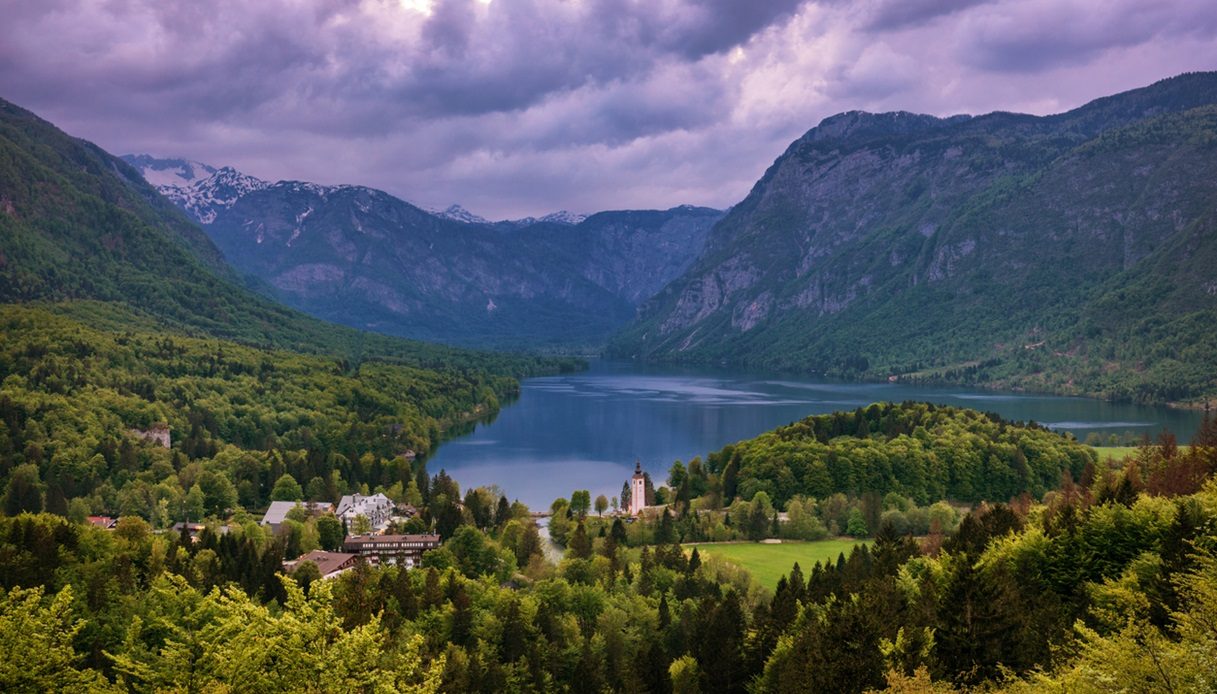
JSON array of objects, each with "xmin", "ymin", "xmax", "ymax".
[
  {"xmin": 0, "ymin": 305, "xmax": 545, "ymax": 525},
  {"xmin": 704, "ymin": 402, "xmax": 1096, "ymax": 507}
]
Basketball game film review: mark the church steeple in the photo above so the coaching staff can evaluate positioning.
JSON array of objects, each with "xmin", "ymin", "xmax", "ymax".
[{"xmin": 629, "ymin": 460, "xmax": 646, "ymax": 516}]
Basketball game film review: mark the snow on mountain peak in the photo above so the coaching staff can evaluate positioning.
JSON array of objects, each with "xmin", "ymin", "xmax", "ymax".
[
  {"xmin": 159, "ymin": 167, "xmax": 267, "ymax": 224},
  {"xmin": 433, "ymin": 204, "xmax": 491, "ymax": 224},
  {"xmin": 501, "ymin": 210, "xmax": 587, "ymax": 227},
  {"xmin": 538, "ymin": 210, "xmax": 586, "ymax": 225},
  {"xmin": 123, "ymin": 154, "xmax": 269, "ymax": 224},
  {"xmin": 432, "ymin": 204, "xmax": 585, "ymax": 227}
]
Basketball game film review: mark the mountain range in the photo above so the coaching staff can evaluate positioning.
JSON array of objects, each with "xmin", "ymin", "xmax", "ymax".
[
  {"xmin": 122, "ymin": 155, "xmax": 721, "ymax": 349},
  {"xmin": 610, "ymin": 72, "xmax": 1217, "ymax": 403},
  {"xmin": 7, "ymin": 72, "xmax": 1215, "ymax": 403}
]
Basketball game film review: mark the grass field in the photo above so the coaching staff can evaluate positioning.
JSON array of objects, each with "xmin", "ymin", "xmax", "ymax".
[
  {"xmin": 1092, "ymin": 445, "xmax": 1190, "ymax": 462},
  {"xmin": 685, "ymin": 539, "xmax": 870, "ymax": 590},
  {"xmin": 1093, "ymin": 446, "xmax": 1140, "ymax": 462}
]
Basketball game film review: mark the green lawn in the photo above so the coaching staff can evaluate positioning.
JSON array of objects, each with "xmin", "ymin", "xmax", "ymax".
[
  {"xmin": 1093, "ymin": 446, "xmax": 1139, "ymax": 462},
  {"xmin": 1092, "ymin": 445, "xmax": 1189, "ymax": 462},
  {"xmin": 685, "ymin": 539, "xmax": 870, "ymax": 590}
]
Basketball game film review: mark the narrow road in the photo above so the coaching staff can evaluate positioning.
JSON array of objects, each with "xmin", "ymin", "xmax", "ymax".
[{"xmin": 535, "ymin": 518, "xmax": 564, "ymax": 564}]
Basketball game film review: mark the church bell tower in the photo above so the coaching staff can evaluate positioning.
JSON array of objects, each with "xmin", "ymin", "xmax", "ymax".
[{"xmin": 629, "ymin": 460, "xmax": 646, "ymax": 516}]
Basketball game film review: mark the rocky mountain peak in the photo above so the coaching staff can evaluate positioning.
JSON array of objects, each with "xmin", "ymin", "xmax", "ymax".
[
  {"xmin": 803, "ymin": 110, "xmax": 969, "ymax": 146},
  {"xmin": 434, "ymin": 204, "xmax": 491, "ymax": 224}
]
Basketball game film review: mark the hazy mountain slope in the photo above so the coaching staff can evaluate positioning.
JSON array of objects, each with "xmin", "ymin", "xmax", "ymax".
[
  {"xmin": 123, "ymin": 155, "xmax": 721, "ymax": 349},
  {"xmin": 611, "ymin": 72, "xmax": 1217, "ymax": 402},
  {"xmin": 216, "ymin": 191, "xmax": 719, "ymax": 348}
]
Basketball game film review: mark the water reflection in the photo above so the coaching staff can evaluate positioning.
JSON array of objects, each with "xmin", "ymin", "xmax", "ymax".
[{"xmin": 425, "ymin": 361, "xmax": 1203, "ymax": 508}]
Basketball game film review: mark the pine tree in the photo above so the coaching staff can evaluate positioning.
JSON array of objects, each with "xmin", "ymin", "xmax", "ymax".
[
  {"xmin": 495, "ymin": 495, "xmax": 511, "ymax": 527},
  {"xmin": 656, "ymin": 509, "xmax": 677, "ymax": 544},
  {"xmin": 450, "ymin": 583, "xmax": 473, "ymax": 646},
  {"xmin": 569, "ymin": 521, "xmax": 593, "ymax": 560},
  {"xmin": 687, "ymin": 548, "xmax": 701, "ymax": 575}
]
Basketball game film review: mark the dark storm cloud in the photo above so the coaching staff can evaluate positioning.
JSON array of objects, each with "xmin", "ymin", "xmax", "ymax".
[
  {"xmin": 0, "ymin": 0, "xmax": 1214, "ymax": 218},
  {"xmin": 956, "ymin": 0, "xmax": 1217, "ymax": 73},
  {"xmin": 860, "ymin": 0, "xmax": 992, "ymax": 31}
]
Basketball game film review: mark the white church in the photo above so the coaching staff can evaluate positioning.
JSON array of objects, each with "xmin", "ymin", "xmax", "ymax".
[{"xmin": 629, "ymin": 460, "xmax": 647, "ymax": 516}]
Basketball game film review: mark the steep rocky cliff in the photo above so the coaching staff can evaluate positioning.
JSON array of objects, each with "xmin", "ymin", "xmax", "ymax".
[{"xmin": 611, "ymin": 73, "xmax": 1217, "ymax": 402}]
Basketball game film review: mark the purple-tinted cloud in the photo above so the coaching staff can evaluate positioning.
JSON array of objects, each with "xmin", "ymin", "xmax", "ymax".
[
  {"xmin": 956, "ymin": 0, "xmax": 1217, "ymax": 73},
  {"xmin": 0, "ymin": 0, "xmax": 1214, "ymax": 218},
  {"xmin": 860, "ymin": 0, "xmax": 992, "ymax": 31}
]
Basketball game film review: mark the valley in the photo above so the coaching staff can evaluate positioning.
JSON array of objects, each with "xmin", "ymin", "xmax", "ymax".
[
  {"xmin": 123, "ymin": 155, "xmax": 722, "ymax": 350},
  {"xmin": 2, "ymin": 61, "xmax": 1217, "ymax": 694}
]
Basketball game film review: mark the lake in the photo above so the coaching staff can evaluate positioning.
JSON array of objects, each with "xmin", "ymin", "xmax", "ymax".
[{"xmin": 426, "ymin": 361, "xmax": 1204, "ymax": 509}]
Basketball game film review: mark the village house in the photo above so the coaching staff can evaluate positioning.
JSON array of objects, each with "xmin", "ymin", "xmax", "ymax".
[
  {"xmin": 335, "ymin": 493, "xmax": 394, "ymax": 532},
  {"xmin": 342, "ymin": 533, "xmax": 440, "ymax": 568},
  {"xmin": 87, "ymin": 515, "xmax": 116, "ymax": 529},
  {"xmin": 283, "ymin": 550, "xmax": 359, "ymax": 580},
  {"xmin": 170, "ymin": 521, "xmax": 207, "ymax": 542},
  {"xmin": 260, "ymin": 500, "xmax": 334, "ymax": 533}
]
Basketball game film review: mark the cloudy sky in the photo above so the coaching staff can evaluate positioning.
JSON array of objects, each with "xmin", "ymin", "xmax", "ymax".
[{"xmin": 2, "ymin": 0, "xmax": 1215, "ymax": 218}]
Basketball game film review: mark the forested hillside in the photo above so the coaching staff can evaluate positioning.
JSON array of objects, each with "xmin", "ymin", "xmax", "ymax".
[
  {"xmin": 0, "ymin": 305, "xmax": 524, "ymax": 519},
  {"xmin": 612, "ymin": 73, "xmax": 1217, "ymax": 403}
]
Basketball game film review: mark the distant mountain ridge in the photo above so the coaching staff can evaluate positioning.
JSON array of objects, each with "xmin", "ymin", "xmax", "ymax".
[
  {"xmin": 429, "ymin": 203, "xmax": 587, "ymax": 227},
  {"xmin": 122, "ymin": 155, "xmax": 721, "ymax": 349},
  {"xmin": 123, "ymin": 157, "xmax": 589, "ymax": 230},
  {"xmin": 611, "ymin": 72, "xmax": 1217, "ymax": 403}
]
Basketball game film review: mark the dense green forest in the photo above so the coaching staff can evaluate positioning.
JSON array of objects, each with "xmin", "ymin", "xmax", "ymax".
[
  {"xmin": 702, "ymin": 402, "xmax": 1097, "ymax": 507},
  {"xmin": 2, "ymin": 424, "xmax": 1215, "ymax": 692},
  {"xmin": 0, "ymin": 304, "xmax": 552, "ymax": 519}
]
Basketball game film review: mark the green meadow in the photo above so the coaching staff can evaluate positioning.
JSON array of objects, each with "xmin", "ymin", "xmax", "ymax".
[
  {"xmin": 1092, "ymin": 445, "xmax": 1191, "ymax": 463},
  {"xmin": 686, "ymin": 539, "xmax": 871, "ymax": 590}
]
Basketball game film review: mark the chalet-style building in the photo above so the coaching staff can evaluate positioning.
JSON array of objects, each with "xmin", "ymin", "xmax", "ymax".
[
  {"xmin": 283, "ymin": 550, "xmax": 359, "ymax": 580},
  {"xmin": 342, "ymin": 533, "xmax": 440, "ymax": 568},
  {"xmin": 170, "ymin": 521, "xmax": 207, "ymax": 541},
  {"xmin": 87, "ymin": 516, "xmax": 116, "ymax": 529}
]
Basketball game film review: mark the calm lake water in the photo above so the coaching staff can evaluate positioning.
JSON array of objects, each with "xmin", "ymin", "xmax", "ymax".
[{"xmin": 426, "ymin": 361, "xmax": 1204, "ymax": 509}]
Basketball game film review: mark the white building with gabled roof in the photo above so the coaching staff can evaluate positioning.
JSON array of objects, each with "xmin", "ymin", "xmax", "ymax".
[{"xmin": 335, "ymin": 493, "xmax": 394, "ymax": 532}]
